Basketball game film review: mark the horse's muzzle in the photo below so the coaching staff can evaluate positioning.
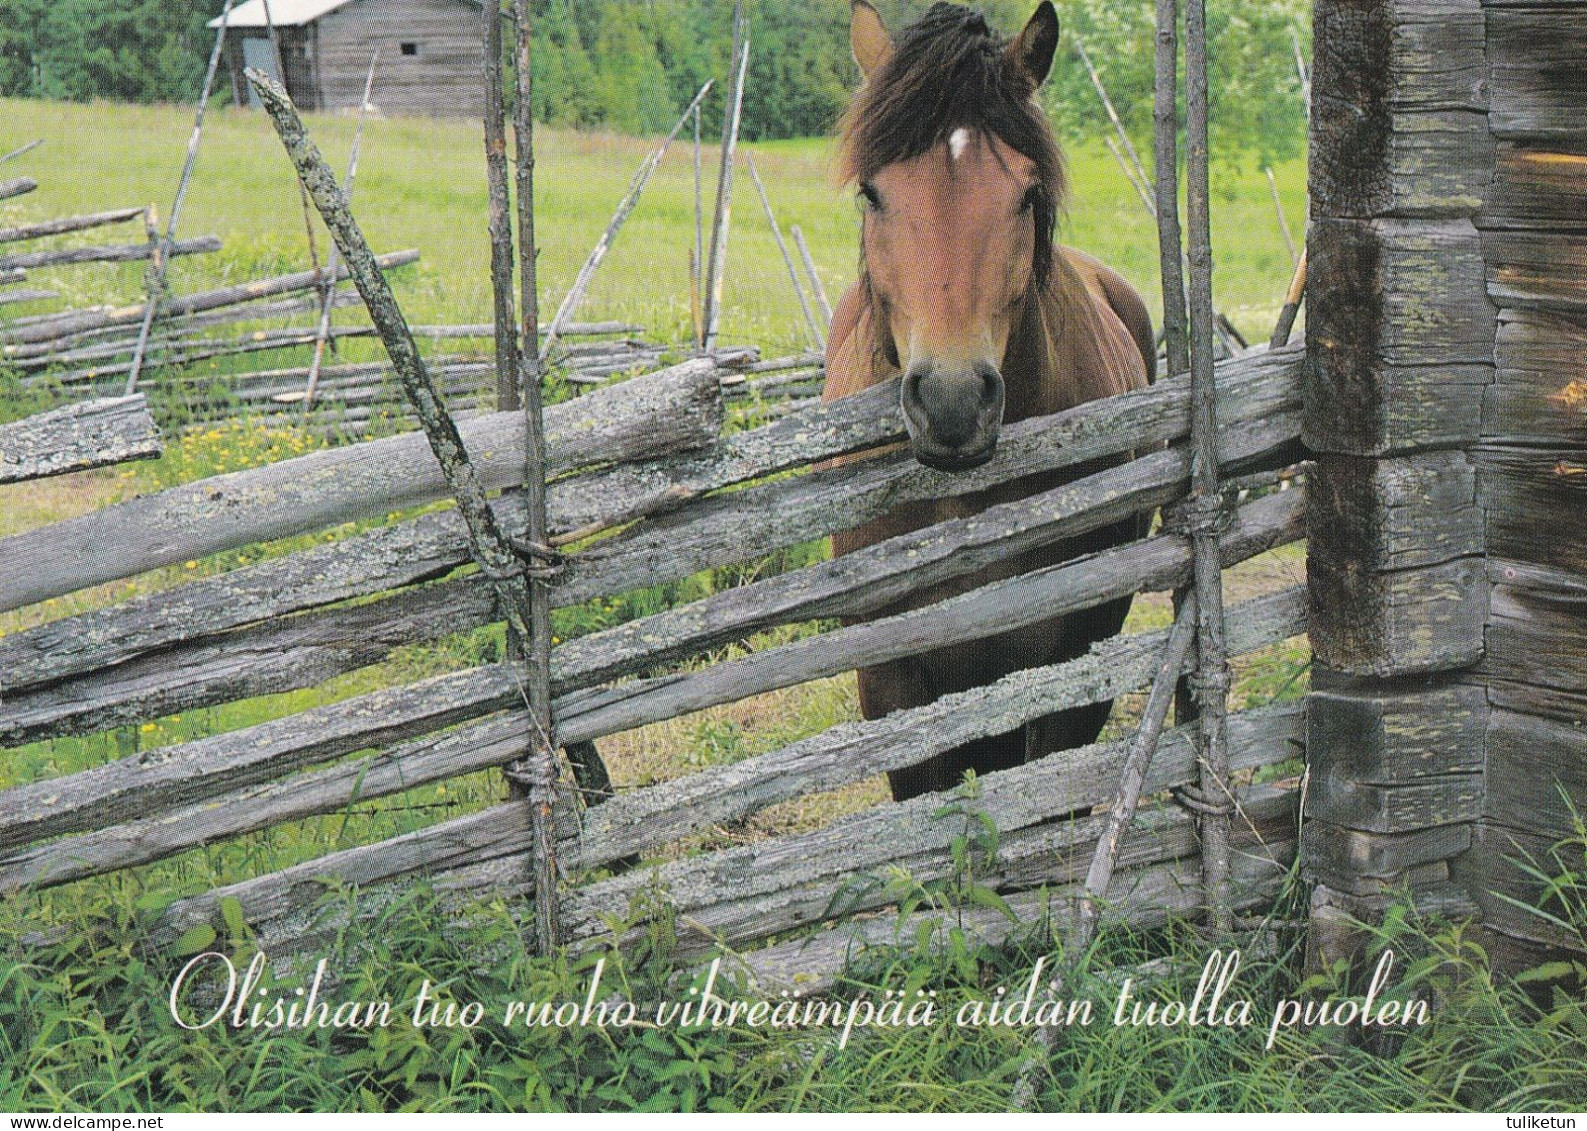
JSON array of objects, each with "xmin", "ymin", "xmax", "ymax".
[{"xmin": 901, "ymin": 362, "xmax": 1004, "ymax": 473}]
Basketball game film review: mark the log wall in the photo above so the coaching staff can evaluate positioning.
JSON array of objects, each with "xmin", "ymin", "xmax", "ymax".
[{"xmin": 1305, "ymin": 0, "xmax": 1587, "ymax": 966}]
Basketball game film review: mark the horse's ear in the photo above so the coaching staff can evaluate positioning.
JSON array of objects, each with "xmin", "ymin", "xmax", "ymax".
[
  {"xmin": 1007, "ymin": 1, "xmax": 1061, "ymax": 88},
  {"xmin": 851, "ymin": 0, "xmax": 893, "ymax": 79}
]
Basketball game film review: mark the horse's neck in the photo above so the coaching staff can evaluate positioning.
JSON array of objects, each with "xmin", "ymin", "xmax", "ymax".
[
  {"xmin": 824, "ymin": 275, "xmax": 898, "ymax": 399},
  {"xmin": 1003, "ymin": 253, "xmax": 1135, "ymax": 421}
]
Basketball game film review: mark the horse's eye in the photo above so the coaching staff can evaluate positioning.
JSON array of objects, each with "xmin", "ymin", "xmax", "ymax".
[
  {"xmin": 859, "ymin": 182, "xmax": 883, "ymax": 212},
  {"xmin": 1019, "ymin": 186, "xmax": 1042, "ymax": 214}
]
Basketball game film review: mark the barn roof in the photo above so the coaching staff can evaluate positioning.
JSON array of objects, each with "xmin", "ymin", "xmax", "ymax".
[
  {"xmin": 208, "ymin": 0, "xmax": 355, "ymax": 28},
  {"xmin": 208, "ymin": 0, "xmax": 480, "ymax": 28}
]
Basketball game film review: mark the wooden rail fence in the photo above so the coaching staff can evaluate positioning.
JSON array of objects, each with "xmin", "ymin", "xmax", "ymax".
[{"xmin": 0, "ymin": 341, "xmax": 1307, "ymax": 984}]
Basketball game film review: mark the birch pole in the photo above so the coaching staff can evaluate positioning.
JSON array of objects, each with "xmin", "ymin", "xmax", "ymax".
[
  {"xmin": 507, "ymin": 0, "xmax": 564, "ymax": 954},
  {"xmin": 124, "ymin": 0, "xmax": 235, "ymax": 394},
  {"xmin": 1184, "ymin": 0, "xmax": 1234, "ymax": 934},
  {"xmin": 303, "ymin": 51, "xmax": 379, "ymax": 408},
  {"xmin": 702, "ymin": 0, "xmax": 749, "ymax": 352}
]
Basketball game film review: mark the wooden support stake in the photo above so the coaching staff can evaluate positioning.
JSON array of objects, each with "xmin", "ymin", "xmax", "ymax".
[
  {"xmin": 1185, "ymin": 0, "xmax": 1234, "ymax": 934},
  {"xmin": 1014, "ymin": 595, "xmax": 1200, "ymax": 1110},
  {"xmin": 1153, "ymin": 0, "xmax": 1188, "ymax": 380},
  {"xmin": 1269, "ymin": 249, "xmax": 1306, "ymax": 350},
  {"xmin": 1265, "ymin": 167, "xmax": 1298, "ymax": 269},
  {"xmin": 791, "ymin": 225, "xmax": 832, "ymax": 330},
  {"xmin": 702, "ymin": 1, "xmax": 749, "ymax": 352},
  {"xmin": 482, "ymin": 1, "xmax": 520, "ymax": 413},
  {"xmin": 0, "ymin": 140, "xmax": 42, "ymax": 166},
  {"xmin": 245, "ymin": 70, "xmax": 537, "ymax": 645},
  {"xmin": 1078, "ymin": 597, "xmax": 1199, "ymax": 945},
  {"xmin": 745, "ymin": 152, "xmax": 823, "ymax": 351},
  {"xmin": 304, "ymin": 50, "xmax": 378, "ymax": 408},
  {"xmin": 125, "ymin": 0, "xmax": 236, "ymax": 394},
  {"xmin": 508, "ymin": 0, "xmax": 563, "ymax": 954},
  {"xmin": 260, "ymin": 0, "xmax": 324, "ymax": 286},
  {"xmin": 1105, "ymin": 137, "xmax": 1157, "ymax": 219},
  {"xmin": 1075, "ymin": 38, "xmax": 1152, "ymax": 193},
  {"xmin": 693, "ymin": 98, "xmax": 705, "ymax": 347},
  {"xmin": 540, "ymin": 81, "xmax": 713, "ymax": 366}
]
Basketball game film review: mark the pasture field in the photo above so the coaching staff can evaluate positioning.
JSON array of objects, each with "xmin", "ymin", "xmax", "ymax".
[
  {"xmin": 4, "ymin": 99, "xmax": 1584, "ymax": 1114},
  {"xmin": 0, "ymin": 96, "xmax": 1305, "ymax": 353}
]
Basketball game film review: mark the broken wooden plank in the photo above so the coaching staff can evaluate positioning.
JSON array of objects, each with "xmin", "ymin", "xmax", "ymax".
[{"xmin": 0, "ymin": 396, "xmax": 162, "ymax": 484}]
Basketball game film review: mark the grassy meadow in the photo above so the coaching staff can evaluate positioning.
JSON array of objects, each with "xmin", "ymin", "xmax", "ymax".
[
  {"xmin": 4, "ymin": 98, "xmax": 1585, "ymax": 1114},
  {"xmin": 0, "ymin": 95, "xmax": 1306, "ymax": 351}
]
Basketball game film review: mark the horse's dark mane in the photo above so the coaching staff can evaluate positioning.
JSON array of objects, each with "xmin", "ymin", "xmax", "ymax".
[{"xmin": 837, "ymin": 2, "xmax": 1065, "ymax": 290}]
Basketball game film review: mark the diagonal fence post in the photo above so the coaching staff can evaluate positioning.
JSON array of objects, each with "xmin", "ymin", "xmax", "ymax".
[
  {"xmin": 125, "ymin": 0, "xmax": 236, "ymax": 395},
  {"xmin": 246, "ymin": 67, "xmax": 565, "ymax": 952},
  {"xmin": 303, "ymin": 50, "xmax": 379, "ymax": 409}
]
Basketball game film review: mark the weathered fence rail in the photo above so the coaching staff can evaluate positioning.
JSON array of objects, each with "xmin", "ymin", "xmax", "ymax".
[
  {"xmin": 2, "ymin": 339, "xmax": 1308, "ymax": 982},
  {"xmin": 0, "ymin": 396, "xmax": 162, "ymax": 484}
]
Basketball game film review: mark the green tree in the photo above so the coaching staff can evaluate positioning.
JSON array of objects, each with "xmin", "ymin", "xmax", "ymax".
[{"xmin": 7, "ymin": 0, "xmax": 210, "ymax": 102}]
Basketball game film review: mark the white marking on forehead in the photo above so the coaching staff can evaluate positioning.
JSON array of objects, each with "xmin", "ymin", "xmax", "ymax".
[{"xmin": 948, "ymin": 128, "xmax": 972, "ymax": 161}]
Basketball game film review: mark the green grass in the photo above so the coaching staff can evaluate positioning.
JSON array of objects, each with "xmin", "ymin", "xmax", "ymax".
[
  {"xmin": 3, "ymin": 839, "xmax": 1587, "ymax": 1112},
  {"xmin": 0, "ymin": 95, "xmax": 1305, "ymax": 354}
]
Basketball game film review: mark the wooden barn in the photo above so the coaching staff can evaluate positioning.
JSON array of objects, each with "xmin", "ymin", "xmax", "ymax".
[{"xmin": 213, "ymin": 0, "xmax": 484, "ymax": 117}]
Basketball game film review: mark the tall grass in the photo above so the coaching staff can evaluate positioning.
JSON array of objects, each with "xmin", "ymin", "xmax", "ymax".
[{"xmin": 2, "ymin": 828, "xmax": 1585, "ymax": 1111}]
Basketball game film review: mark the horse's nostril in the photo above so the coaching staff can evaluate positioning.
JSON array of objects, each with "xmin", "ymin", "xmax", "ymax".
[{"xmin": 977, "ymin": 366, "xmax": 1004, "ymax": 409}]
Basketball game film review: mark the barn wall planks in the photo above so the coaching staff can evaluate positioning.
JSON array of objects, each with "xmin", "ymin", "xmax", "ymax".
[{"xmin": 316, "ymin": 0, "xmax": 485, "ymax": 117}]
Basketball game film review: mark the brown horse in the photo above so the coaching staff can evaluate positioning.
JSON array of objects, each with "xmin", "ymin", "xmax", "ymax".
[{"xmin": 824, "ymin": 0, "xmax": 1156, "ymax": 801}]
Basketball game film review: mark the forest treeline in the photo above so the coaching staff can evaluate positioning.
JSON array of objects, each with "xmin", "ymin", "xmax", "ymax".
[{"xmin": 0, "ymin": 0, "xmax": 1310, "ymax": 162}]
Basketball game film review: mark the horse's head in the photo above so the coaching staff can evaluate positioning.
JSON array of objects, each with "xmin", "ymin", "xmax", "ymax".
[{"xmin": 840, "ymin": 0, "xmax": 1063, "ymax": 471}]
